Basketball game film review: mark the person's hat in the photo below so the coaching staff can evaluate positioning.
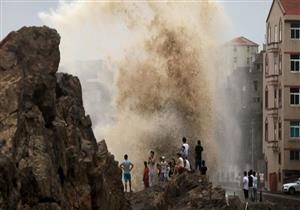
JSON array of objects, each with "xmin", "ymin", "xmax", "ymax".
[{"xmin": 161, "ymin": 156, "xmax": 165, "ymax": 160}]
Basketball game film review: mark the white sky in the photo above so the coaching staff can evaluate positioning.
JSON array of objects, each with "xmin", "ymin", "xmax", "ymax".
[{"xmin": 0, "ymin": 0, "xmax": 272, "ymax": 47}]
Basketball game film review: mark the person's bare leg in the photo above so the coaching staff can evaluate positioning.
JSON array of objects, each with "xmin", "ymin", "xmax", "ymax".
[
  {"xmin": 124, "ymin": 181, "xmax": 128, "ymax": 192},
  {"xmin": 129, "ymin": 180, "xmax": 132, "ymax": 192}
]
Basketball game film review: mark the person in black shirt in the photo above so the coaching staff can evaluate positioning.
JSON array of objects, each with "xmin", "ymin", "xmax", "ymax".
[
  {"xmin": 200, "ymin": 160, "xmax": 207, "ymax": 175},
  {"xmin": 195, "ymin": 140, "xmax": 203, "ymax": 171},
  {"xmin": 248, "ymin": 170, "xmax": 254, "ymax": 201}
]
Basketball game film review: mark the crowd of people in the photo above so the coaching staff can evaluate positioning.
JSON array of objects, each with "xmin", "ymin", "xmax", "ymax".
[
  {"xmin": 242, "ymin": 170, "xmax": 258, "ymax": 202},
  {"xmin": 119, "ymin": 137, "xmax": 208, "ymax": 192}
]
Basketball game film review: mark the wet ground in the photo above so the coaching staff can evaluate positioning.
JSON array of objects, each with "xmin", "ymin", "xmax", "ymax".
[{"xmin": 223, "ymin": 185, "xmax": 300, "ymax": 202}]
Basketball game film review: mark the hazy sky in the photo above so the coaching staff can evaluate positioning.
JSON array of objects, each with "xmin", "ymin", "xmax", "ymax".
[{"xmin": 0, "ymin": 0, "xmax": 272, "ymax": 47}]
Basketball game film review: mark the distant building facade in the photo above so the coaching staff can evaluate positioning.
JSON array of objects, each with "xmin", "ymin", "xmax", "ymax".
[
  {"xmin": 227, "ymin": 50, "xmax": 264, "ymax": 170},
  {"xmin": 263, "ymin": 0, "xmax": 300, "ymax": 192},
  {"xmin": 227, "ymin": 36, "xmax": 259, "ymax": 70}
]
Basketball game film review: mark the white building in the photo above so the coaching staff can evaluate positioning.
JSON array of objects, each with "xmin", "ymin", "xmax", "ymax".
[{"xmin": 226, "ymin": 36, "xmax": 259, "ymax": 70}]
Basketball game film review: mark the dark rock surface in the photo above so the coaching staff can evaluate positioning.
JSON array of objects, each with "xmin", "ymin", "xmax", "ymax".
[
  {"xmin": 127, "ymin": 173, "xmax": 228, "ymax": 210},
  {"xmin": 0, "ymin": 26, "xmax": 130, "ymax": 210}
]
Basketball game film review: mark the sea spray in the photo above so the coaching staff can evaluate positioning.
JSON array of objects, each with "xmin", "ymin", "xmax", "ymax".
[{"xmin": 40, "ymin": 1, "xmax": 236, "ymax": 189}]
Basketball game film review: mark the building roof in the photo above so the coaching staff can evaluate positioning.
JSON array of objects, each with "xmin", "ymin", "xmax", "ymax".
[
  {"xmin": 267, "ymin": 0, "xmax": 300, "ymax": 21},
  {"xmin": 280, "ymin": 0, "xmax": 300, "ymax": 15},
  {"xmin": 229, "ymin": 36, "xmax": 259, "ymax": 46}
]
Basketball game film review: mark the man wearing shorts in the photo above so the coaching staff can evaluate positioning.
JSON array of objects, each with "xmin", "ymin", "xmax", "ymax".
[{"xmin": 120, "ymin": 154, "xmax": 134, "ymax": 192}]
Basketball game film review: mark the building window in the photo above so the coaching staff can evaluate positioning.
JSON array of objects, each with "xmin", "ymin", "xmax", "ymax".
[
  {"xmin": 290, "ymin": 121, "xmax": 300, "ymax": 138},
  {"xmin": 274, "ymin": 88, "xmax": 277, "ymax": 107},
  {"xmin": 279, "ymin": 54, "xmax": 282, "ymax": 74},
  {"xmin": 247, "ymin": 46, "xmax": 250, "ymax": 52},
  {"xmin": 265, "ymin": 119, "xmax": 268, "ymax": 141},
  {"xmin": 265, "ymin": 54, "xmax": 269, "ymax": 75},
  {"xmin": 268, "ymin": 25, "xmax": 272, "ymax": 43},
  {"xmin": 291, "ymin": 23, "xmax": 300, "ymax": 39},
  {"xmin": 253, "ymin": 97, "xmax": 260, "ymax": 103},
  {"xmin": 253, "ymin": 80, "xmax": 258, "ymax": 91},
  {"xmin": 279, "ymin": 88, "xmax": 282, "ymax": 107},
  {"xmin": 274, "ymin": 121, "xmax": 277, "ymax": 140},
  {"xmin": 233, "ymin": 46, "xmax": 237, "ymax": 52},
  {"xmin": 265, "ymin": 87, "xmax": 269, "ymax": 108},
  {"xmin": 278, "ymin": 152, "xmax": 281, "ymax": 164},
  {"xmin": 279, "ymin": 121, "xmax": 282, "ymax": 140},
  {"xmin": 290, "ymin": 55, "xmax": 300, "ymax": 72},
  {"xmin": 290, "ymin": 151, "xmax": 300, "ymax": 160},
  {"xmin": 234, "ymin": 57, "xmax": 237, "ymax": 63},
  {"xmin": 279, "ymin": 20, "xmax": 282, "ymax": 41},
  {"xmin": 256, "ymin": 64, "xmax": 260, "ymax": 71},
  {"xmin": 290, "ymin": 88, "xmax": 300, "ymax": 105},
  {"xmin": 275, "ymin": 25, "xmax": 278, "ymax": 42},
  {"xmin": 247, "ymin": 57, "xmax": 250, "ymax": 64},
  {"xmin": 274, "ymin": 55, "xmax": 278, "ymax": 74}
]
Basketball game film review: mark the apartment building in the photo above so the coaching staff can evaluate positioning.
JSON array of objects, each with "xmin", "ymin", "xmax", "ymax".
[
  {"xmin": 227, "ymin": 36, "xmax": 259, "ymax": 70},
  {"xmin": 263, "ymin": 0, "xmax": 300, "ymax": 192},
  {"xmin": 226, "ymin": 51, "xmax": 264, "ymax": 170}
]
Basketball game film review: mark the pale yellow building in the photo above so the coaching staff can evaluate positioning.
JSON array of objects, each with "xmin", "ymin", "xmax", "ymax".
[
  {"xmin": 263, "ymin": 0, "xmax": 300, "ymax": 191},
  {"xmin": 227, "ymin": 37, "xmax": 259, "ymax": 70}
]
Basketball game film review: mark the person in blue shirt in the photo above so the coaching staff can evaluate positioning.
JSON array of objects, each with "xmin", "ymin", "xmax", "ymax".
[{"xmin": 120, "ymin": 154, "xmax": 134, "ymax": 192}]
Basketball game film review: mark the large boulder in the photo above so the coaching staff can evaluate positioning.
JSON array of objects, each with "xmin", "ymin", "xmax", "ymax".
[
  {"xmin": 127, "ymin": 173, "xmax": 228, "ymax": 210},
  {"xmin": 0, "ymin": 26, "xmax": 130, "ymax": 210}
]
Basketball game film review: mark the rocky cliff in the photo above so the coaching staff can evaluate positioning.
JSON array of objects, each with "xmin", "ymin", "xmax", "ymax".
[{"xmin": 0, "ymin": 26, "xmax": 130, "ymax": 210}]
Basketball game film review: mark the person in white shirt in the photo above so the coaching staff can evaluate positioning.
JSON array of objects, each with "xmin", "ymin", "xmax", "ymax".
[
  {"xmin": 185, "ymin": 159, "xmax": 191, "ymax": 172},
  {"xmin": 243, "ymin": 171, "xmax": 249, "ymax": 201},
  {"xmin": 148, "ymin": 151, "xmax": 156, "ymax": 186},
  {"xmin": 160, "ymin": 156, "xmax": 168, "ymax": 182},
  {"xmin": 182, "ymin": 137, "xmax": 189, "ymax": 158},
  {"xmin": 175, "ymin": 153, "xmax": 185, "ymax": 174},
  {"xmin": 252, "ymin": 171, "xmax": 258, "ymax": 202}
]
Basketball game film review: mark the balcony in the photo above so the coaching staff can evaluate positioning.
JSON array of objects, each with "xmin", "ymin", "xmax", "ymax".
[
  {"xmin": 266, "ymin": 74, "xmax": 279, "ymax": 84},
  {"xmin": 266, "ymin": 140, "xmax": 279, "ymax": 152},
  {"xmin": 266, "ymin": 107, "xmax": 279, "ymax": 117},
  {"xmin": 267, "ymin": 42, "xmax": 279, "ymax": 52},
  {"xmin": 271, "ymin": 141, "xmax": 279, "ymax": 152}
]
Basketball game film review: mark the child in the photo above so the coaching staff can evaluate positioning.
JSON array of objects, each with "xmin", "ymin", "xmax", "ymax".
[{"xmin": 143, "ymin": 161, "xmax": 150, "ymax": 188}]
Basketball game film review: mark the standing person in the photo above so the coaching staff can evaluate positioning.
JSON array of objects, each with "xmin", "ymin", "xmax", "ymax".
[
  {"xmin": 120, "ymin": 154, "xmax": 134, "ymax": 192},
  {"xmin": 180, "ymin": 146, "xmax": 186, "ymax": 159},
  {"xmin": 156, "ymin": 158, "xmax": 161, "ymax": 180},
  {"xmin": 182, "ymin": 137, "xmax": 190, "ymax": 158},
  {"xmin": 248, "ymin": 170, "xmax": 254, "ymax": 201},
  {"xmin": 175, "ymin": 153, "xmax": 185, "ymax": 175},
  {"xmin": 185, "ymin": 159, "xmax": 191, "ymax": 172},
  {"xmin": 166, "ymin": 162, "xmax": 171, "ymax": 180},
  {"xmin": 160, "ymin": 156, "xmax": 168, "ymax": 182},
  {"xmin": 243, "ymin": 171, "xmax": 249, "ymax": 201},
  {"xmin": 252, "ymin": 171, "xmax": 258, "ymax": 202},
  {"xmin": 195, "ymin": 140, "xmax": 204, "ymax": 171},
  {"xmin": 169, "ymin": 158, "xmax": 176, "ymax": 177},
  {"xmin": 148, "ymin": 151, "xmax": 156, "ymax": 186},
  {"xmin": 200, "ymin": 160, "xmax": 207, "ymax": 175},
  {"xmin": 143, "ymin": 161, "xmax": 150, "ymax": 188}
]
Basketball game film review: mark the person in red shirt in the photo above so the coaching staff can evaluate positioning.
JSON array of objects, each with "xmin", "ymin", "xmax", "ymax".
[{"xmin": 143, "ymin": 161, "xmax": 150, "ymax": 188}]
